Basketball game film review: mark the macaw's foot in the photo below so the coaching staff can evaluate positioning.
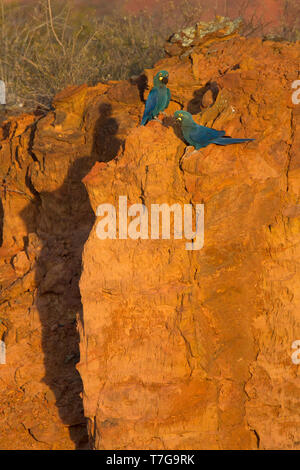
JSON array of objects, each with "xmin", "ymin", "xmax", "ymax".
[
  {"xmin": 180, "ymin": 147, "xmax": 204, "ymax": 165},
  {"xmin": 190, "ymin": 149, "xmax": 205, "ymax": 157},
  {"xmin": 179, "ymin": 146, "xmax": 193, "ymax": 166},
  {"xmin": 153, "ymin": 117, "xmax": 162, "ymax": 122},
  {"xmin": 182, "ymin": 146, "xmax": 195, "ymax": 159}
]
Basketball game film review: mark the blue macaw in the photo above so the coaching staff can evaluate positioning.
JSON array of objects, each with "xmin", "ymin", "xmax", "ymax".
[
  {"xmin": 174, "ymin": 110, "xmax": 254, "ymax": 150},
  {"xmin": 141, "ymin": 70, "xmax": 171, "ymax": 125}
]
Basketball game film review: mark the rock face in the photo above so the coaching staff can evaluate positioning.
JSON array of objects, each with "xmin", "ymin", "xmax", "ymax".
[{"xmin": 0, "ymin": 30, "xmax": 300, "ymax": 450}]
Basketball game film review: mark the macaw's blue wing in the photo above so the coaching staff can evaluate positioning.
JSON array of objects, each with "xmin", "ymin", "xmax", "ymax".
[
  {"xmin": 141, "ymin": 88, "xmax": 158, "ymax": 125},
  {"xmin": 189, "ymin": 124, "xmax": 226, "ymax": 149},
  {"xmin": 163, "ymin": 88, "xmax": 171, "ymax": 111}
]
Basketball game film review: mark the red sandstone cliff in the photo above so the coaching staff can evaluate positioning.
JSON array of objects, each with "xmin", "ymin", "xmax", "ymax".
[{"xmin": 0, "ymin": 26, "xmax": 299, "ymax": 449}]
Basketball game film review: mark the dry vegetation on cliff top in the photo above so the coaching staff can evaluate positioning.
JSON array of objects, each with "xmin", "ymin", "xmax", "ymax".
[
  {"xmin": 0, "ymin": 0, "xmax": 299, "ymax": 113},
  {"xmin": 0, "ymin": 0, "xmax": 204, "ymax": 111}
]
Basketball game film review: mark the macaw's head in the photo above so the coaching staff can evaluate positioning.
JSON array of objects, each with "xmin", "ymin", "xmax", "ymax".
[
  {"xmin": 153, "ymin": 70, "xmax": 169, "ymax": 86},
  {"xmin": 174, "ymin": 110, "xmax": 194, "ymax": 125}
]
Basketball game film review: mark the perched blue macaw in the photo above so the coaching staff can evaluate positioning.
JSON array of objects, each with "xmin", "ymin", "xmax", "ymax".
[
  {"xmin": 141, "ymin": 70, "xmax": 171, "ymax": 125},
  {"xmin": 174, "ymin": 110, "xmax": 255, "ymax": 150}
]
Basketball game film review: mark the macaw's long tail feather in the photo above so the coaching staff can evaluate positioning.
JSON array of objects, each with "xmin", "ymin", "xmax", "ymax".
[
  {"xmin": 212, "ymin": 137, "xmax": 255, "ymax": 146},
  {"xmin": 141, "ymin": 115, "xmax": 148, "ymax": 126}
]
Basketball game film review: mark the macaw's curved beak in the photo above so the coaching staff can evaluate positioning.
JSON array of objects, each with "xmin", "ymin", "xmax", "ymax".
[
  {"xmin": 176, "ymin": 116, "xmax": 182, "ymax": 121},
  {"xmin": 162, "ymin": 77, "xmax": 169, "ymax": 84}
]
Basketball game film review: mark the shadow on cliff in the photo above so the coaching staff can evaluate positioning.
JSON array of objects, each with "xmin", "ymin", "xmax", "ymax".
[
  {"xmin": 187, "ymin": 81, "xmax": 219, "ymax": 114},
  {"xmin": 131, "ymin": 73, "xmax": 149, "ymax": 103},
  {"xmin": 20, "ymin": 105, "xmax": 121, "ymax": 448},
  {"xmin": 92, "ymin": 102, "xmax": 122, "ymax": 162}
]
